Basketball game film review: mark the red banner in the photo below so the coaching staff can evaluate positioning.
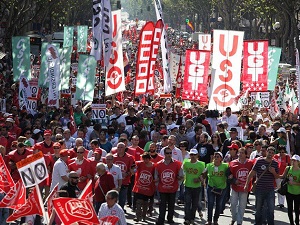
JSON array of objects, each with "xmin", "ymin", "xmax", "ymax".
[
  {"xmin": 79, "ymin": 180, "xmax": 93, "ymax": 203},
  {"xmin": 0, "ymin": 179, "xmax": 25, "ymax": 209},
  {"xmin": 182, "ymin": 49, "xmax": 210, "ymax": 103},
  {"xmin": 135, "ymin": 22, "xmax": 155, "ymax": 96},
  {"xmin": 175, "ymin": 56, "xmax": 183, "ymax": 98},
  {"xmin": 53, "ymin": 198, "xmax": 99, "ymax": 225},
  {"xmin": 99, "ymin": 216, "xmax": 119, "ymax": 225},
  {"xmin": 242, "ymin": 40, "xmax": 268, "ymax": 92},
  {"xmin": 46, "ymin": 184, "xmax": 58, "ymax": 218},
  {"xmin": 7, "ymin": 186, "xmax": 43, "ymax": 222},
  {"xmin": 0, "ymin": 155, "xmax": 14, "ymax": 194}
]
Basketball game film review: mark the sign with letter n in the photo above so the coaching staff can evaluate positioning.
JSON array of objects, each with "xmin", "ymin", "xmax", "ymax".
[{"xmin": 16, "ymin": 152, "xmax": 48, "ymax": 188}]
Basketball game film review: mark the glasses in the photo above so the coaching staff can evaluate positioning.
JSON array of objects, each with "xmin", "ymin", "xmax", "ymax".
[
  {"xmin": 165, "ymin": 152, "xmax": 172, "ymax": 155},
  {"xmin": 70, "ymin": 177, "xmax": 79, "ymax": 179},
  {"xmin": 77, "ymin": 152, "xmax": 84, "ymax": 154}
]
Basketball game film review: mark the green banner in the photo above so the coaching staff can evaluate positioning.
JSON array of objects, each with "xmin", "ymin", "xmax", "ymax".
[
  {"xmin": 77, "ymin": 26, "xmax": 88, "ymax": 52},
  {"xmin": 63, "ymin": 26, "xmax": 74, "ymax": 48},
  {"xmin": 268, "ymin": 47, "xmax": 281, "ymax": 90},
  {"xmin": 12, "ymin": 36, "xmax": 31, "ymax": 81},
  {"xmin": 59, "ymin": 47, "xmax": 72, "ymax": 90},
  {"xmin": 39, "ymin": 42, "xmax": 60, "ymax": 87},
  {"xmin": 75, "ymin": 55, "xmax": 96, "ymax": 101}
]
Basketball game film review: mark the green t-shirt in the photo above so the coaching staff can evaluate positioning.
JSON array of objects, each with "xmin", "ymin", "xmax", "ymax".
[
  {"xmin": 287, "ymin": 166, "xmax": 300, "ymax": 195},
  {"xmin": 183, "ymin": 160, "xmax": 205, "ymax": 188},
  {"xmin": 206, "ymin": 162, "xmax": 229, "ymax": 189}
]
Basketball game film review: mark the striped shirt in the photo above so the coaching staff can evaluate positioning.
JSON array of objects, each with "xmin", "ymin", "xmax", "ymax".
[{"xmin": 253, "ymin": 158, "xmax": 278, "ymax": 191}]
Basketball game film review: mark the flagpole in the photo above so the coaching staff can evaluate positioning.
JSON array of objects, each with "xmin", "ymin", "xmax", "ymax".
[{"xmin": 35, "ymin": 183, "xmax": 49, "ymax": 224}]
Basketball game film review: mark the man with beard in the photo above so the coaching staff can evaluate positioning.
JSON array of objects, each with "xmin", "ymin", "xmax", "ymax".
[
  {"xmin": 195, "ymin": 133, "xmax": 214, "ymax": 164},
  {"xmin": 149, "ymin": 142, "xmax": 164, "ymax": 163},
  {"xmin": 33, "ymin": 129, "xmax": 54, "ymax": 155},
  {"xmin": 60, "ymin": 171, "xmax": 81, "ymax": 198},
  {"xmin": 160, "ymin": 135, "xmax": 183, "ymax": 162}
]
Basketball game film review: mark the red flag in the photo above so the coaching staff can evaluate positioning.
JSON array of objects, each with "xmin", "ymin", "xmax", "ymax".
[
  {"xmin": 79, "ymin": 180, "xmax": 93, "ymax": 203},
  {"xmin": 99, "ymin": 216, "xmax": 119, "ymax": 225},
  {"xmin": 53, "ymin": 197, "xmax": 99, "ymax": 225},
  {"xmin": 182, "ymin": 49, "xmax": 210, "ymax": 103},
  {"xmin": 69, "ymin": 106, "xmax": 77, "ymax": 135},
  {"xmin": 242, "ymin": 40, "xmax": 268, "ymax": 92},
  {"xmin": 175, "ymin": 56, "xmax": 183, "ymax": 98},
  {"xmin": 46, "ymin": 184, "xmax": 58, "ymax": 218},
  {"xmin": 6, "ymin": 186, "xmax": 43, "ymax": 222},
  {"xmin": 116, "ymin": 92, "xmax": 124, "ymax": 102},
  {"xmin": 0, "ymin": 179, "xmax": 26, "ymax": 209},
  {"xmin": 0, "ymin": 155, "xmax": 14, "ymax": 193}
]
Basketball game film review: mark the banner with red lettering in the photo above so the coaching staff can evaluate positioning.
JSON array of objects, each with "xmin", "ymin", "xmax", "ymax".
[
  {"xmin": 208, "ymin": 30, "xmax": 244, "ymax": 111},
  {"xmin": 175, "ymin": 56, "xmax": 183, "ymax": 98},
  {"xmin": 135, "ymin": 21, "xmax": 155, "ymax": 96},
  {"xmin": 182, "ymin": 49, "xmax": 210, "ymax": 103},
  {"xmin": 0, "ymin": 155, "xmax": 14, "ymax": 194},
  {"xmin": 53, "ymin": 197, "xmax": 99, "ymax": 225},
  {"xmin": 0, "ymin": 179, "xmax": 26, "ymax": 209},
  {"xmin": 199, "ymin": 34, "xmax": 211, "ymax": 51},
  {"xmin": 105, "ymin": 10, "xmax": 125, "ymax": 96},
  {"xmin": 7, "ymin": 186, "xmax": 43, "ymax": 222},
  {"xmin": 242, "ymin": 40, "xmax": 268, "ymax": 92}
]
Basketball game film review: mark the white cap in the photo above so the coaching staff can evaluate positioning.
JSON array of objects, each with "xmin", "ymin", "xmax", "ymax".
[
  {"xmin": 292, "ymin": 154, "xmax": 300, "ymax": 161},
  {"xmin": 33, "ymin": 129, "xmax": 42, "ymax": 134},
  {"xmin": 168, "ymin": 124, "xmax": 179, "ymax": 131},
  {"xmin": 5, "ymin": 118, "xmax": 15, "ymax": 123},
  {"xmin": 189, "ymin": 149, "xmax": 198, "ymax": 155},
  {"xmin": 277, "ymin": 127, "xmax": 286, "ymax": 133}
]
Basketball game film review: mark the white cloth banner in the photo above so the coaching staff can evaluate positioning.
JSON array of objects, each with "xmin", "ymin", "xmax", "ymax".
[
  {"xmin": 91, "ymin": 0, "xmax": 104, "ymax": 61},
  {"xmin": 169, "ymin": 52, "xmax": 185, "ymax": 83},
  {"xmin": 105, "ymin": 10, "xmax": 125, "ymax": 96},
  {"xmin": 19, "ymin": 75, "xmax": 32, "ymax": 110},
  {"xmin": 46, "ymin": 44, "xmax": 60, "ymax": 108},
  {"xmin": 154, "ymin": 0, "xmax": 172, "ymax": 93},
  {"xmin": 296, "ymin": 48, "xmax": 300, "ymax": 110},
  {"xmin": 199, "ymin": 34, "xmax": 211, "ymax": 51},
  {"xmin": 103, "ymin": 0, "xmax": 113, "ymax": 67},
  {"xmin": 208, "ymin": 30, "xmax": 244, "ymax": 111}
]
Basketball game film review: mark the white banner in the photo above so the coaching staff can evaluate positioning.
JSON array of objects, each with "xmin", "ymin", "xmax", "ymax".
[
  {"xmin": 46, "ymin": 44, "xmax": 60, "ymax": 108},
  {"xmin": 19, "ymin": 75, "xmax": 32, "ymax": 110},
  {"xmin": 199, "ymin": 34, "xmax": 211, "ymax": 51},
  {"xmin": 103, "ymin": 0, "xmax": 112, "ymax": 67},
  {"xmin": 154, "ymin": 0, "xmax": 172, "ymax": 93},
  {"xmin": 91, "ymin": 0, "xmax": 104, "ymax": 61},
  {"xmin": 91, "ymin": 104, "xmax": 106, "ymax": 119},
  {"xmin": 105, "ymin": 10, "xmax": 125, "ymax": 96},
  {"xmin": 27, "ymin": 98, "xmax": 38, "ymax": 115},
  {"xmin": 208, "ymin": 30, "xmax": 244, "ymax": 111},
  {"xmin": 169, "ymin": 52, "xmax": 185, "ymax": 82},
  {"xmin": 29, "ymin": 78, "xmax": 39, "ymax": 98}
]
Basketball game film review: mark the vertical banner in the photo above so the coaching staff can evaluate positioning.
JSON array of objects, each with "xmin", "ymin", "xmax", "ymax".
[
  {"xmin": 46, "ymin": 44, "xmax": 60, "ymax": 108},
  {"xmin": 102, "ymin": 0, "xmax": 112, "ymax": 66},
  {"xmin": 154, "ymin": 0, "xmax": 172, "ymax": 93},
  {"xmin": 77, "ymin": 26, "xmax": 88, "ymax": 52},
  {"xmin": 105, "ymin": 10, "xmax": 125, "ymax": 96},
  {"xmin": 19, "ymin": 75, "xmax": 32, "ymax": 110},
  {"xmin": 135, "ymin": 22, "xmax": 155, "ymax": 96},
  {"xmin": 208, "ymin": 30, "xmax": 244, "ymax": 111},
  {"xmin": 182, "ymin": 49, "xmax": 210, "ymax": 103},
  {"xmin": 91, "ymin": 0, "xmax": 104, "ymax": 61},
  {"xmin": 295, "ymin": 48, "xmax": 300, "ymax": 110},
  {"xmin": 59, "ymin": 47, "xmax": 72, "ymax": 90},
  {"xmin": 63, "ymin": 26, "xmax": 74, "ymax": 48},
  {"xmin": 39, "ymin": 43, "xmax": 59, "ymax": 87},
  {"xmin": 198, "ymin": 34, "xmax": 211, "ymax": 51},
  {"xmin": 75, "ymin": 55, "xmax": 97, "ymax": 101},
  {"xmin": 242, "ymin": 40, "xmax": 268, "ymax": 92},
  {"xmin": 169, "ymin": 52, "xmax": 186, "ymax": 82},
  {"xmin": 175, "ymin": 56, "xmax": 183, "ymax": 98},
  {"xmin": 12, "ymin": 36, "xmax": 31, "ymax": 81},
  {"xmin": 268, "ymin": 47, "xmax": 281, "ymax": 90}
]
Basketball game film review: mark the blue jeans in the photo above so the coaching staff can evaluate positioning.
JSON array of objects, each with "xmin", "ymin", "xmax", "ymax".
[
  {"xmin": 0, "ymin": 193, "xmax": 8, "ymax": 225},
  {"xmin": 185, "ymin": 186, "xmax": 201, "ymax": 221},
  {"xmin": 207, "ymin": 186, "xmax": 226, "ymax": 223},
  {"xmin": 255, "ymin": 189, "xmax": 275, "ymax": 225},
  {"xmin": 178, "ymin": 182, "xmax": 185, "ymax": 202},
  {"xmin": 230, "ymin": 189, "xmax": 248, "ymax": 224},
  {"xmin": 197, "ymin": 185, "xmax": 204, "ymax": 212},
  {"xmin": 119, "ymin": 185, "xmax": 128, "ymax": 209}
]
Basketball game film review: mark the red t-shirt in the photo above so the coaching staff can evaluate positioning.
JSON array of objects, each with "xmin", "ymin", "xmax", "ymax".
[
  {"xmin": 68, "ymin": 158, "xmax": 91, "ymax": 190},
  {"xmin": 113, "ymin": 153, "xmax": 134, "ymax": 186},
  {"xmin": 68, "ymin": 148, "xmax": 90, "ymax": 159},
  {"xmin": 8, "ymin": 149, "xmax": 32, "ymax": 182},
  {"xmin": 94, "ymin": 171, "xmax": 115, "ymax": 203},
  {"xmin": 229, "ymin": 159, "xmax": 254, "ymax": 192},
  {"xmin": 150, "ymin": 154, "xmax": 164, "ymax": 164},
  {"xmin": 273, "ymin": 154, "xmax": 290, "ymax": 175},
  {"xmin": 155, "ymin": 159, "xmax": 182, "ymax": 193},
  {"xmin": 34, "ymin": 141, "xmax": 54, "ymax": 155},
  {"xmin": 133, "ymin": 161, "xmax": 155, "ymax": 196},
  {"xmin": 127, "ymin": 146, "xmax": 144, "ymax": 161}
]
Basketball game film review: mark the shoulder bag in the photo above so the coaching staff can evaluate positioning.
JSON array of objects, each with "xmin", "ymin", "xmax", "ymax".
[
  {"xmin": 251, "ymin": 160, "xmax": 272, "ymax": 193},
  {"xmin": 277, "ymin": 166, "xmax": 290, "ymax": 196}
]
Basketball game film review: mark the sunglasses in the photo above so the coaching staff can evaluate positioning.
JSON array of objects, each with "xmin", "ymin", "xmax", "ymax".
[
  {"xmin": 165, "ymin": 152, "xmax": 172, "ymax": 155},
  {"xmin": 254, "ymin": 144, "xmax": 260, "ymax": 146}
]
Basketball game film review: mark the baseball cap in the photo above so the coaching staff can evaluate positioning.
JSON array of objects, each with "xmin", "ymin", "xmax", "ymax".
[
  {"xmin": 292, "ymin": 154, "xmax": 300, "ymax": 161},
  {"xmin": 245, "ymin": 143, "xmax": 254, "ymax": 148},
  {"xmin": 5, "ymin": 118, "xmax": 15, "ymax": 123},
  {"xmin": 59, "ymin": 149, "xmax": 69, "ymax": 157},
  {"xmin": 185, "ymin": 114, "xmax": 192, "ymax": 119},
  {"xmin": 228, "ymin": 143, "xmax": 239, "ymax": 150},
  {"xmin": 229, "ymin": 127, "xmax": 238, "ymax": 132},
  {"xmin": 189, "ymin": 149, "xmax": 198, "ymax": 155},
  {"xmin": 214, "ymin": 151, "xmax": 223, "ymax": 158},
  {"xmin": 277, "ymin": 127, "xmax": 286, "ymax": 133},
  {"xmin": 159, "ymin": 129, "xmax": 168, "ymax": 135},
  {"xmin": 168, "ymin": 124, "xmax": 179, "ymax": 131},
  {"xmin": 24, "ymin": 140, "xmax": 32, "ymax": 147},
  {"xmin": 44, "ymin": 130, "xmax": 52, "ymax": 136}
]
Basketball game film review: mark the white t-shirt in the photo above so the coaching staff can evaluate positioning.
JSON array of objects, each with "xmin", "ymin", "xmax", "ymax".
[
  {"xmin": 50, "ymin": 158, "xmax": 69, "ymax": 191},
  {"xmin": 160, "ymin": 146, "xmax": 183, "ymax": 162},
  {"xmin": 98, "ymin": 203, "xmax": 126, "ymax": 225},
  {"xmin": 105, "ymin": 164, "xmax": 122, "ymax": 188},
  {"xmin": 249, "ymin": 150, "xmax": 262, "ymax": 160}
]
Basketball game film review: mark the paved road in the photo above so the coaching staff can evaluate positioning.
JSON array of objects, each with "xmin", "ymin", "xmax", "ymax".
[{"xmin": 124, "ymin": 193, "xmax": 290, "ymax": 225}]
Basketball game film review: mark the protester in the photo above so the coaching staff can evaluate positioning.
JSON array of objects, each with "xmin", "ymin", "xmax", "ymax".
[{"xmin": 50, "ymin": 149, "xmax": 69, "ymax": 191}]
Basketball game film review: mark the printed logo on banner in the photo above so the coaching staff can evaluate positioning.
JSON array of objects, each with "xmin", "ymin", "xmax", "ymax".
[
  {"xmin": 92, "ymin": 104, "xmax": 106, "ymax": 119},
  {"xmin": 27, "ymin": 98, "xmax": 38, "ymax": 115}
]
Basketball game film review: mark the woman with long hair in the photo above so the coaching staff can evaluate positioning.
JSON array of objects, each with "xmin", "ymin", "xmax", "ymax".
[{"xmin": 211, "ymin": 133, "xmax": 223, "ymax": 152}]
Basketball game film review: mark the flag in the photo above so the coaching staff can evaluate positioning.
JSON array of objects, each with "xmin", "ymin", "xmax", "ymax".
[
  {"xmin": 175, "ymin": 56, "xmax": 183, "ymax": 98},
  {"xmin": 45, "ymin": 184, "xmax": 58, "ymax": 218},
  {"xmin": 242, "ymin": 40, "xmax": 268, "ymax": 92},
  {"xmin": 268, "ymin": 47, "xmax": 281, "ymax": 90},
  {"xmin": 53, "ymin": 197, "xmax": 99, "ymax": 225},
  {"xmin": 91, "ymin": 0, "xmax": 104, "ymax": 61},
  {"xmin": 99, "ymin": 216, "xmax": 119, "ymax": 225},
  {"xmin": 0, "ymin": 155, "xmax": 14, "ymax": 194},
  {"xmin": 63, "ymin": 26, "xmax": 74, "ymax": 48},
  {"xmin": 69, "ymin": 106, "xmax": 77, "ymax": 135},
  {"xmin": 0, "ymin": 179, "xmax": 26, "ymax": 209},
  {"xmin": 77, "ymin": 26, "xmax": 88, "ymax": 53},
  {"xmin": 270, "ymin": 91, "xmax": 279, "ymax": 119},
  {"xmin": 283, "ymin": 79, "xmax": 291, "ymax": 110},
  {"xmin": 79, "ymin": 180, "xmax": 93, "ymax": 203},
  {"xmin": 103, "ymin": 0, "xmax": 113, "ymax": 67},
  {"xmin": 6, "ymin": 186, "xmax": 43, "ymax": 222},
  {"xmin": 199, "ymin": 34, "xmax": 211, "ymax": 51},
  {"xmin": 290, "ymin": 88, "xmax": 298, "ymax": 114},
  {"xmin": 59, "ymin": 47, "xmax": 72, "ymax": 91},
  {"xmin": 187, "ymin": 21, "xmax": 194, "ymax": 32},
  {"xmin": 12, "ymin": 36, "xmax": 31, "ymax": 81},
  {"xmin": 18, "ymin": 75, "xmax": 32, "ymax": 111}
]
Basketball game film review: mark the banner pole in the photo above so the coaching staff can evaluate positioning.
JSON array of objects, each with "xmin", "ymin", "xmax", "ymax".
[{"xmin": 35, "ymin": 183, "xmax": 49, "ymax": 224}]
